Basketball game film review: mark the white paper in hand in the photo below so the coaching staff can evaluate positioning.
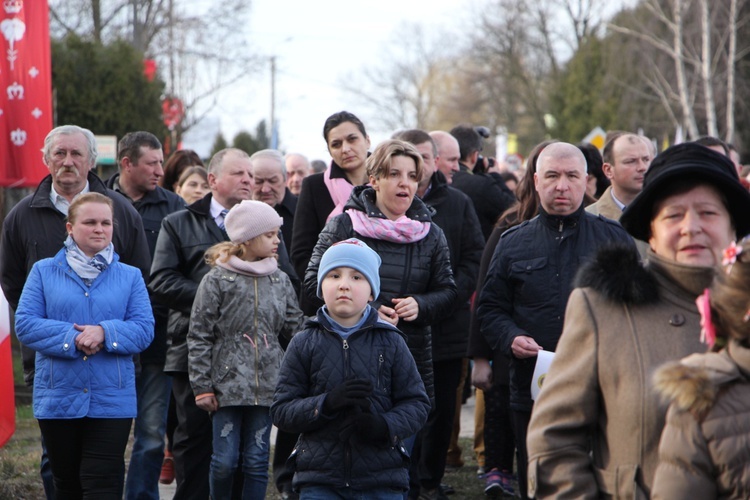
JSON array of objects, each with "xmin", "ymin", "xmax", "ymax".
[{"xmin": 531, "ymin": 350, "xmax": 555, "ymax": 401}]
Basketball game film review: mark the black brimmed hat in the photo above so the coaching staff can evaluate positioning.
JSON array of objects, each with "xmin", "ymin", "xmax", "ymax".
[{"xmin": 620, "ymin": 143, "xmax": 750, "ymax": 241}]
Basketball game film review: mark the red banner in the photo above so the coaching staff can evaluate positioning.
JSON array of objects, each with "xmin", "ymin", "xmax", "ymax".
[
  {"xmin": 0, "ymin": 0, "xmax": 52, "ymax": 188},
  {"xmin": 0, "ymin": 293, "xmax": 14, "ymax": 448}
]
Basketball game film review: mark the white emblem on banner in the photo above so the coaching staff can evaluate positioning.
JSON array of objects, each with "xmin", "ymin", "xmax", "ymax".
[
  {"xmin": 6, "ymin": 81, "xmax": 22, "ymax": 99},
  {"xmin": 31, "ymin": 107, "xmax": 41, "ymax": 119},
  {"xmin": 3, "ymin": 0, "xmax": 23, "ymax": 14},
  {"xmin": 28, "ymin": 66, "xmax": 38, "ymax": 78},
  {"xmin": 1, "ymin": 18, "xmax": 25, "ymax": 69},
  {"xmin": 10, "ymin": 128, "xmax": 26, "ymax": 146}
]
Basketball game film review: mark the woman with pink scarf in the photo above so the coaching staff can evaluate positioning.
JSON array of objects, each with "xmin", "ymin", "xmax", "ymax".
[
  {"xmin": 304, "ymin": 139, "xmax": 457, "ymax": 410},
  {"xmin": 291, "ymin": 111, "xmax": 372, "ymax": 316}
]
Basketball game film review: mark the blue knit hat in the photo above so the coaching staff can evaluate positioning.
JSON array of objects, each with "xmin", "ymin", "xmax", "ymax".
[{"xmin": 317, "ymin": 238, "xmax": 381, "ymax": 299}]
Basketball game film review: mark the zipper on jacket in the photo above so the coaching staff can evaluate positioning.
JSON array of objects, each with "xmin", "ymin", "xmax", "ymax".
[
  {"xmin": 342, "ymin": 337, "xmax": 352, "ymax": 486},
  {"xmin": 398, "ymin": 245, "xmax": 414, "ymax": 297},
  {"xmin": 342, "ymin": 338, "xmax": 350, "ymax": 379},
  {"xmin": 558, "ymin": 219, "xmax": 563, "ymax": 232},
  {"xmin": 253, "ymin": 277, "xmax": 259, "ymax": 406},
  {"xmin": 377, "ymin": 353, "xmax": 384, "ymax": 391}
]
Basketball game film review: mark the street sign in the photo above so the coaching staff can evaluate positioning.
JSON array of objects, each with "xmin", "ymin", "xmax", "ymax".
[
  {"xmin": 95, "ymin": 135, "xmax": 117, "ymax": 165},
  {"xmin": 582, "ymin": 127, "xmax": 606, "ymax": 150}
]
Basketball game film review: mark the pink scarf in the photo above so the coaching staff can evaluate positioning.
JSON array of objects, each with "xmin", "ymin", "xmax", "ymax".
[
  {"xmin": 324, "ymin": 165, "xmax": 355, "ymax": 222},
  {"xmin": 218, "ymin": 256, "xmax": 278, "ymax": 277},
  {"xmin": 347, "ymin": 209, "xmax": 430, "ymax": 243}
]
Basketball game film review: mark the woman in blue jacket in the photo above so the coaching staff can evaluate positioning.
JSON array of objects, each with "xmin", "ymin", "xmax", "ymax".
[{"xmin": 15, "ymin": 192, "xmax": 154, "ymax": 499}]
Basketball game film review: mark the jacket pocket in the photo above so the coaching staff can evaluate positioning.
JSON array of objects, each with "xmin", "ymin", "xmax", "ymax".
[
  {"xmin": 593, "ymin": 464, "xmax": 648, "ymax": 500},
  {"xmin": 510, "ymin": 256, "xmax": 548, "ymax": 274},
  {"xmin": 510, "ymin": 257, "xmax": 549, "ymax": 304},
  {"xmin": 376, "ymin": 353, "xmax": 391, "ymax": 396},
  {"xmin": 213, "ymin": 343, "xmax": 234, "ymax": 384}
]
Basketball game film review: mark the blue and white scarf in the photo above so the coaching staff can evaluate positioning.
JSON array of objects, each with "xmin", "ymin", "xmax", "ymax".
[{"xmin": 64, "ymin": 235, "xmax": 114, "ymax": 286}]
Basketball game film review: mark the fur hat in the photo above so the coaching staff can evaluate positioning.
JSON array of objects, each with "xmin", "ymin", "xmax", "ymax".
[
  {"xmin": 620, "ymin": 143, "xmax": 750, "ymax": 241},
  {"xmin": 224, "ymin": 200, "xmax": 283, "ymax": 244},
  {"xmin": 317, "ymin": 238, "xmax": 381, "ymax": 299}
]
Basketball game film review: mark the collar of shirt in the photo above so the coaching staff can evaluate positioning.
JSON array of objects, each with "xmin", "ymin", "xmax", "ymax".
[
  {"xmin": 610, "ymin": 189, "xmax": 627, "ymax": 211},
  {"xmin": 210, "ymin": 197, "xmax": 230, "ymax": 227},
  {"xmin": 49, "ymin": 181, "xmax": 90, "ymax": 216}
]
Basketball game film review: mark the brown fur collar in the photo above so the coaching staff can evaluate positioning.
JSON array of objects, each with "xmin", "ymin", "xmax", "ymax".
[{"xmin": 653, "ymin": 352, "xmax": 740, "ymax": 420}]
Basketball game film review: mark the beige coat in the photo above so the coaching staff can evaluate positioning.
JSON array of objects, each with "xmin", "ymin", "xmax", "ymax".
[
  {"xmin": 652, "ymin": 340, "xmax": 750, "ymax": 499},
  {"xmin": 586, "ymin": 186, "xmax": 623, "ymax": 221},
  {"xmin": 586, "ymin": 186, "xmax": 649, "ymax": 259},
  {"xmin": 527, "ymin": 248, "xmax": 713, "ymax": 499}
]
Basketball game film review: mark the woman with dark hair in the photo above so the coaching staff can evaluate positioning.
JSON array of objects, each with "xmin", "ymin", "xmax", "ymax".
[
  {"xmin": 161, "ymin": 149, "xmax": 204, "ymax": 192},
  {"xmin": 291, "ymin": 111, "xmax": 372, "ymax": 316},
  {"xmin": 175, "ymin": 166, "xmax": 209, "ymax": 205},
  {"xmin": 526, "ymin": 143, "xmax": 750, "ymax": 498},
  {"xmin": 578, "ymin": 142, "xmax": 609, "ymax": 199}
]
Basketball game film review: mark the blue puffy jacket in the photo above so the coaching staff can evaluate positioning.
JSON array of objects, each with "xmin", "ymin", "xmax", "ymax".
[{"xmin": 15, "ymin": 248, "xmax": 154, "ymax": 419}]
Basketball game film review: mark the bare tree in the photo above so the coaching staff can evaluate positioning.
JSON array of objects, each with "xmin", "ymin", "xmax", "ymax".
[
  {"xmin": 609, "ymin": 0, "xmax": 749, "ymax": 141},
  {"xmin": 339, "ymin": 23, "xmax": 457, "ymax": 133},
  {"xmin": 48, "ymin": 0, "xmax": 258, "ymax": 134}
]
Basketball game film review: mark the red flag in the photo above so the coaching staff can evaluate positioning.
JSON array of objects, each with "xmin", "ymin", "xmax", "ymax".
[
  {"xmin": 0, "ymin": 292, "xmax": 14, "ymax": 448},
  {"xmin": 0, "ymin": 0, "xmax": 52, "ymax": 187}
]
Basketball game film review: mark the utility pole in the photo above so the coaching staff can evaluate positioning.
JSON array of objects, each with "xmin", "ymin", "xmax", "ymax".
[{"xmin": 270, "ymin": 56, "xmax": 276, "ymax": 149}]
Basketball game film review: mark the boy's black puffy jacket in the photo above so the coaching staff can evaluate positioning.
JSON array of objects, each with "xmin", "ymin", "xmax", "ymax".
[
  {"xmin": 271, "ymin": 307, "xmax": 430, "ymax": 492},
  {"xmin": 303, "ymin": 186, "xmax": 457, "ymax": 402}
]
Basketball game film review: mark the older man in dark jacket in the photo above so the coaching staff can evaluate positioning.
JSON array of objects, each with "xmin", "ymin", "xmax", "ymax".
[
  {"xmin": 0, "ymin": 125, "xmax": 151, "ymax": 498},
  {"xmin": 149, "ymin": 148, "xmax": 297, "ymax": 500},
  {"xmin": 476, "ymin": 142, "xmax": 636, "ymax": 498}
]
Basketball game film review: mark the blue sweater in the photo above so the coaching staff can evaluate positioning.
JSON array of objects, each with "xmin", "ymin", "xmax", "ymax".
[{"xmin": 15, "ymin": 248, "xmax": 154, "ymax": 419}]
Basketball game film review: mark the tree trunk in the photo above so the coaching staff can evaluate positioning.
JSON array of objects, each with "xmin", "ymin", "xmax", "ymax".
[
  {"xmin": 673, "ymin": 0, "xmax": 700, "ymax": 139},
  {"xmin": 92, "ymin": 0, "xmax": 102, "ymax": 43},
  {"xmin": 700, "ymin": 0, "xmax": 718, "ymax": 136},
  {"xmin": 725, "ymin": 0, "xmax": 737, "ymax": 144}
]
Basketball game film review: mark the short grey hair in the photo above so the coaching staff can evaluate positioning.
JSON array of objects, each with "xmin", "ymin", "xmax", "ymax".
[
  {"xmin": 208, "ymin": 148, "xmax": 250, "ymax": 176},
  {"xmin": 537, "ymin": 142, "xmax": 588, "ymax": 173},
  {"xmin": 43, "ymin": 125, "xmax": 98, "ymax": 165},
  {"xmin": 250, "ymin": 149, "xmax": 286, "ymax": 180}
]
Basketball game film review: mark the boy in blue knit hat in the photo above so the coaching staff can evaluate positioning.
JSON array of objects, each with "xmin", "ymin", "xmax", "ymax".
[{"xmin": 271, "ymin": 238, "xmax": 430, "ymax": 499}]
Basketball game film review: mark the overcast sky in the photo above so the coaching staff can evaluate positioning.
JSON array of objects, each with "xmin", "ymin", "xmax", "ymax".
[{"xmin": 183, "ymin": 0, "xmax": 467, "ymax": 160}]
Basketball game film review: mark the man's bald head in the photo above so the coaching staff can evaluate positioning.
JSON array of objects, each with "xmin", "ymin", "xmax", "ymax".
[{"xmin": 430, "ymin": 131, "xmax": 460, "ymax": 184}]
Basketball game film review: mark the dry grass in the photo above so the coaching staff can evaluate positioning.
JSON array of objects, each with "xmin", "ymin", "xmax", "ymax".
[
  {"xmin": 1, "ymin": 403, "xmax": 496, "ymax": 499},
  {"xmin": 0, "ymin": 405, "xmax": 46, "ymax": 500}
]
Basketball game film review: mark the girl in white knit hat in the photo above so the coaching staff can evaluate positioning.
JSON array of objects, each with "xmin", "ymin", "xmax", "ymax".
[{"xmin": 187, "ymin": 199, "xmax": 304, "ymax": 499}]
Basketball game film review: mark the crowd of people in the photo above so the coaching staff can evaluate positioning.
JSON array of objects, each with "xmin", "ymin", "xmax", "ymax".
[{"xmin": 4, "ymin": 113, "xmax": 750, "ymax": 500}]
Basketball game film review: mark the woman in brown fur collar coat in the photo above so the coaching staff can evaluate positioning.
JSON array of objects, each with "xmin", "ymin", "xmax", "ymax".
[{"xmin": 526, "ymin": 144, "xmax": 750, "ymax": 499}]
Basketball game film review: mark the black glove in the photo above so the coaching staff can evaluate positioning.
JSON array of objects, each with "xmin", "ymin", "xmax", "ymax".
[
  {"xmin": 323, "ymin": 378, "xmax": 373, "ymax": 414},
  {"xmin": 339, "ymin": 413, "xmax": 390, "ymax": 445}
]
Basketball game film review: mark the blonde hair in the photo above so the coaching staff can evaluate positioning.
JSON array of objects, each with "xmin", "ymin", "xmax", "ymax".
[
  {"xmin": 67, "ymin": 192, "xmax": 113, "ymax": 225},
  {"xmin": 365, "ymin": 139, "xmax": 424, "ymax": 182},
  {"xmin": 204, "ymin": 234, "xmax": 279, "ymax": 267},
  {"xmin": 204, "ymin": 241, "xmax": 247, "ymax": 267}
]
